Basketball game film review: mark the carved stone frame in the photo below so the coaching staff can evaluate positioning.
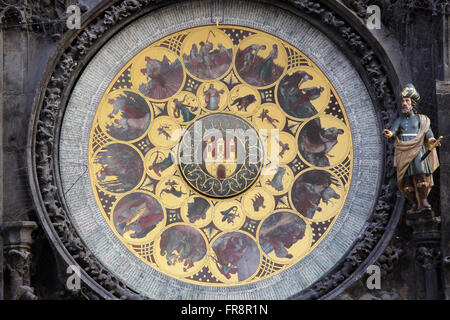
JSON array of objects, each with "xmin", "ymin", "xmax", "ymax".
[{"xmin": 27, "ymin": 0, "xmax": 403, "ymax": 299}]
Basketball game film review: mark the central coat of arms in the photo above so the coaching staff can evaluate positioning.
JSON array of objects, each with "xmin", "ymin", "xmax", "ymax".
[
  {"xmin": 178, "ymin": 113, "xmax": 264, "ymax": 198},
  {"xmin": 86, "ymin": 25, "xmax": 354, "ymax": 286}
]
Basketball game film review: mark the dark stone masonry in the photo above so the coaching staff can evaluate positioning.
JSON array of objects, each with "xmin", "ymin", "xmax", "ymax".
[{"xmin": 0, "ymin": 0, "xmax": 449, "ymax": 300}]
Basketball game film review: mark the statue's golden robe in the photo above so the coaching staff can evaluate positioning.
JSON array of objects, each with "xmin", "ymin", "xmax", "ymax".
[{"xmin": 394, "ymin": 115, "xmax": 439, "ymax": 197}]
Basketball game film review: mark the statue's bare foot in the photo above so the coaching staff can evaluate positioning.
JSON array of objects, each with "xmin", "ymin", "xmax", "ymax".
[
  {"xmin": 420, "ymin": 199, "xmax": 432, "ymax": 210},
  {"xmin": 407, "ymin": 203, "xmax": 418, "ymax": 214}
]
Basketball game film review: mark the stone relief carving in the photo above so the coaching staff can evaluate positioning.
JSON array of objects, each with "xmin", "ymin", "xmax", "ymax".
[
  {"xmin": 0, "ymin": 221, "xmax": 38, "ymax": 300},
  {"xmin": 376, "ymin": 245, "xmax": 404, "ymax": 276},
  {"xmin": 335, "ymin": 242, "xmax": 405, "ymax": 300},
  {"xmin": 337, "ymin": 287, "xmax": 402, "ymax": 300},
  {"xmin": 342, "ymin": 0, "xmax": 450, "ymax": 21},
  {"xmin": 0, "ymin": 0, "xmax": 88, "ymax": 40},
  {"xmin": 4, "ymin": 249, "xmax": 37, "ymax": 300},
  {"xmin": 287, "ymin": 0, "xmax": 399, "ymax": 299},
  {"xmin": 416, "ymin": 246, "xmax": 441, "ymax": 269},
  {"xmin": 30, "ymin": 0, "xmax": 400, "ymax": 299}
]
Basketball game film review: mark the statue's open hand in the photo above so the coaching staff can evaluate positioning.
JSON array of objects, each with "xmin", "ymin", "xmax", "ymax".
[{"xmin": 382, "ymin": 129, "xmax": 392, "ymax": 138}]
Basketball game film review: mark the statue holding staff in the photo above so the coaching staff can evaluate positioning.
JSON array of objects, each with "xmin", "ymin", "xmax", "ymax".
[{"xmin": 383, "ymin": 84, "xmax": 442, "ymax": 213}]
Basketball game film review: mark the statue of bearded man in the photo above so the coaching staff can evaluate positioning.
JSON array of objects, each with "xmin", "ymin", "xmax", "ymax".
[{"xmin": 383, "ymin": 84, "xmax": 440, "ymax": 213}]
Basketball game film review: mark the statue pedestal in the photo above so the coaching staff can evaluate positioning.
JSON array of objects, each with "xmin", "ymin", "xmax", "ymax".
[{"xmin": 406, "ymin": 210, "xmax": 443, "ymax": 299}]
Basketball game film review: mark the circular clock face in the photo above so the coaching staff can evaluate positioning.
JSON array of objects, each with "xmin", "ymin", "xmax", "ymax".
[{"xmin": 83, "ymin": 24, "xmax": 354, "ymax": 287}]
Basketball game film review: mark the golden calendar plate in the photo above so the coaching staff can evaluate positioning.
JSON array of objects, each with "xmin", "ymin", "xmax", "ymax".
[{"xmin": 88, "ymin": 25, "xmax": 353, "ymax": 286}]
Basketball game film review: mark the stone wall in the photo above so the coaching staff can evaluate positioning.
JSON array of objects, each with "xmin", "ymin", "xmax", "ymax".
[
  {"xmin": 436, "ymin": 81, "xmax": 450, "ymax": 300},
  {"xmin": 0, "ymin": 23, "xmax": 3, "ymax": 301},
  {"xmin": 339, "ymin": 1, "xmax": 448, "ymax": 300},
  {"xmin": 0, "ymin": 2, "xmax": 79, "ymax": 299},
  {"xmin": 0, "ymin": 0, "xmax": 448, "ymax": 299}
]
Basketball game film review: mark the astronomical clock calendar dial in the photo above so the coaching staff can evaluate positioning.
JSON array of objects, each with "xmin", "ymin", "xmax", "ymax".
[{"xmin": 87, "ymin": 25, "xmax": 353, "ymax": 286}]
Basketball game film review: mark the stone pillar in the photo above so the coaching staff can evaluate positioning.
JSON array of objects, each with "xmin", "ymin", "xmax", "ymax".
[
  {"xmin": 406, "ymin": 213, "xmax": 443, "ymax": 299},
  {"xmin": 0, "ymin": 6, "xmax": 34, "ymax": 300},
  {"xmin": 0, "ymin": 25, "xmax": 3, "ymax": 300},
  {"xmin": 0, "ymin": 221, "xmax": 38, "ymax": 300},
  {"xmin": 436, "ymin": 81, "xmax": 450, "ymax": 299},
  {"xmin": 444, "ymin": 15, "xmax": 450, "ymax": 80}
]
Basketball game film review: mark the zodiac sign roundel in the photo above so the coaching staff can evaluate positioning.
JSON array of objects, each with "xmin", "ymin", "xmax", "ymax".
[{"xmin": 88, "ymin": 25, "xmax": 353, "ymax": 286}]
